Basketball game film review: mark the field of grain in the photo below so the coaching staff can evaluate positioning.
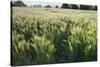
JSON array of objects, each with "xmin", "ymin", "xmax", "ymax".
[{"xmin": 12, "ymin": 7, "xmax": 97, "ymax": 66}]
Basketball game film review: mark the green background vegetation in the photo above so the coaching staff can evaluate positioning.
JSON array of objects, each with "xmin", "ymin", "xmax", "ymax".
[{"xmin": 11, "ymin": 0, "xmax": 97, "ymax": 10}]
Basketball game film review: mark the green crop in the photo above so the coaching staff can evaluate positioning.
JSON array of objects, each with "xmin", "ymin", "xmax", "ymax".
[{"xmin": 12, "ymin": 7, "xmax": 97, "ymax": 66}]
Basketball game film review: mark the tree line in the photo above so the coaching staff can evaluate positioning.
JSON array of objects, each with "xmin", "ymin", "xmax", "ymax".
[
  {"xmin": 11, "ymin": 0, "xmax": 27, "ymax": 7},
  {"xmin": 62, "ymin": 4, "xmax": 97, "ymax": 10},
  {"xmin": 11, "ymin": 0, "xmax": 97, "ymax": 10}
]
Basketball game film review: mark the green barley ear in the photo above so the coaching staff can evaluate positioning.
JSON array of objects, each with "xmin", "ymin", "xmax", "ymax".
[{"xmin": 30, "ymin": 35, "xmax": 55, "ymax": 64}]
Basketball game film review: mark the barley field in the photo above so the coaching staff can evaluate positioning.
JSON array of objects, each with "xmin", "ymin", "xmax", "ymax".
[{"xmin": 12, "ymin": 7, "xmax": 97, "ymax": 66}]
